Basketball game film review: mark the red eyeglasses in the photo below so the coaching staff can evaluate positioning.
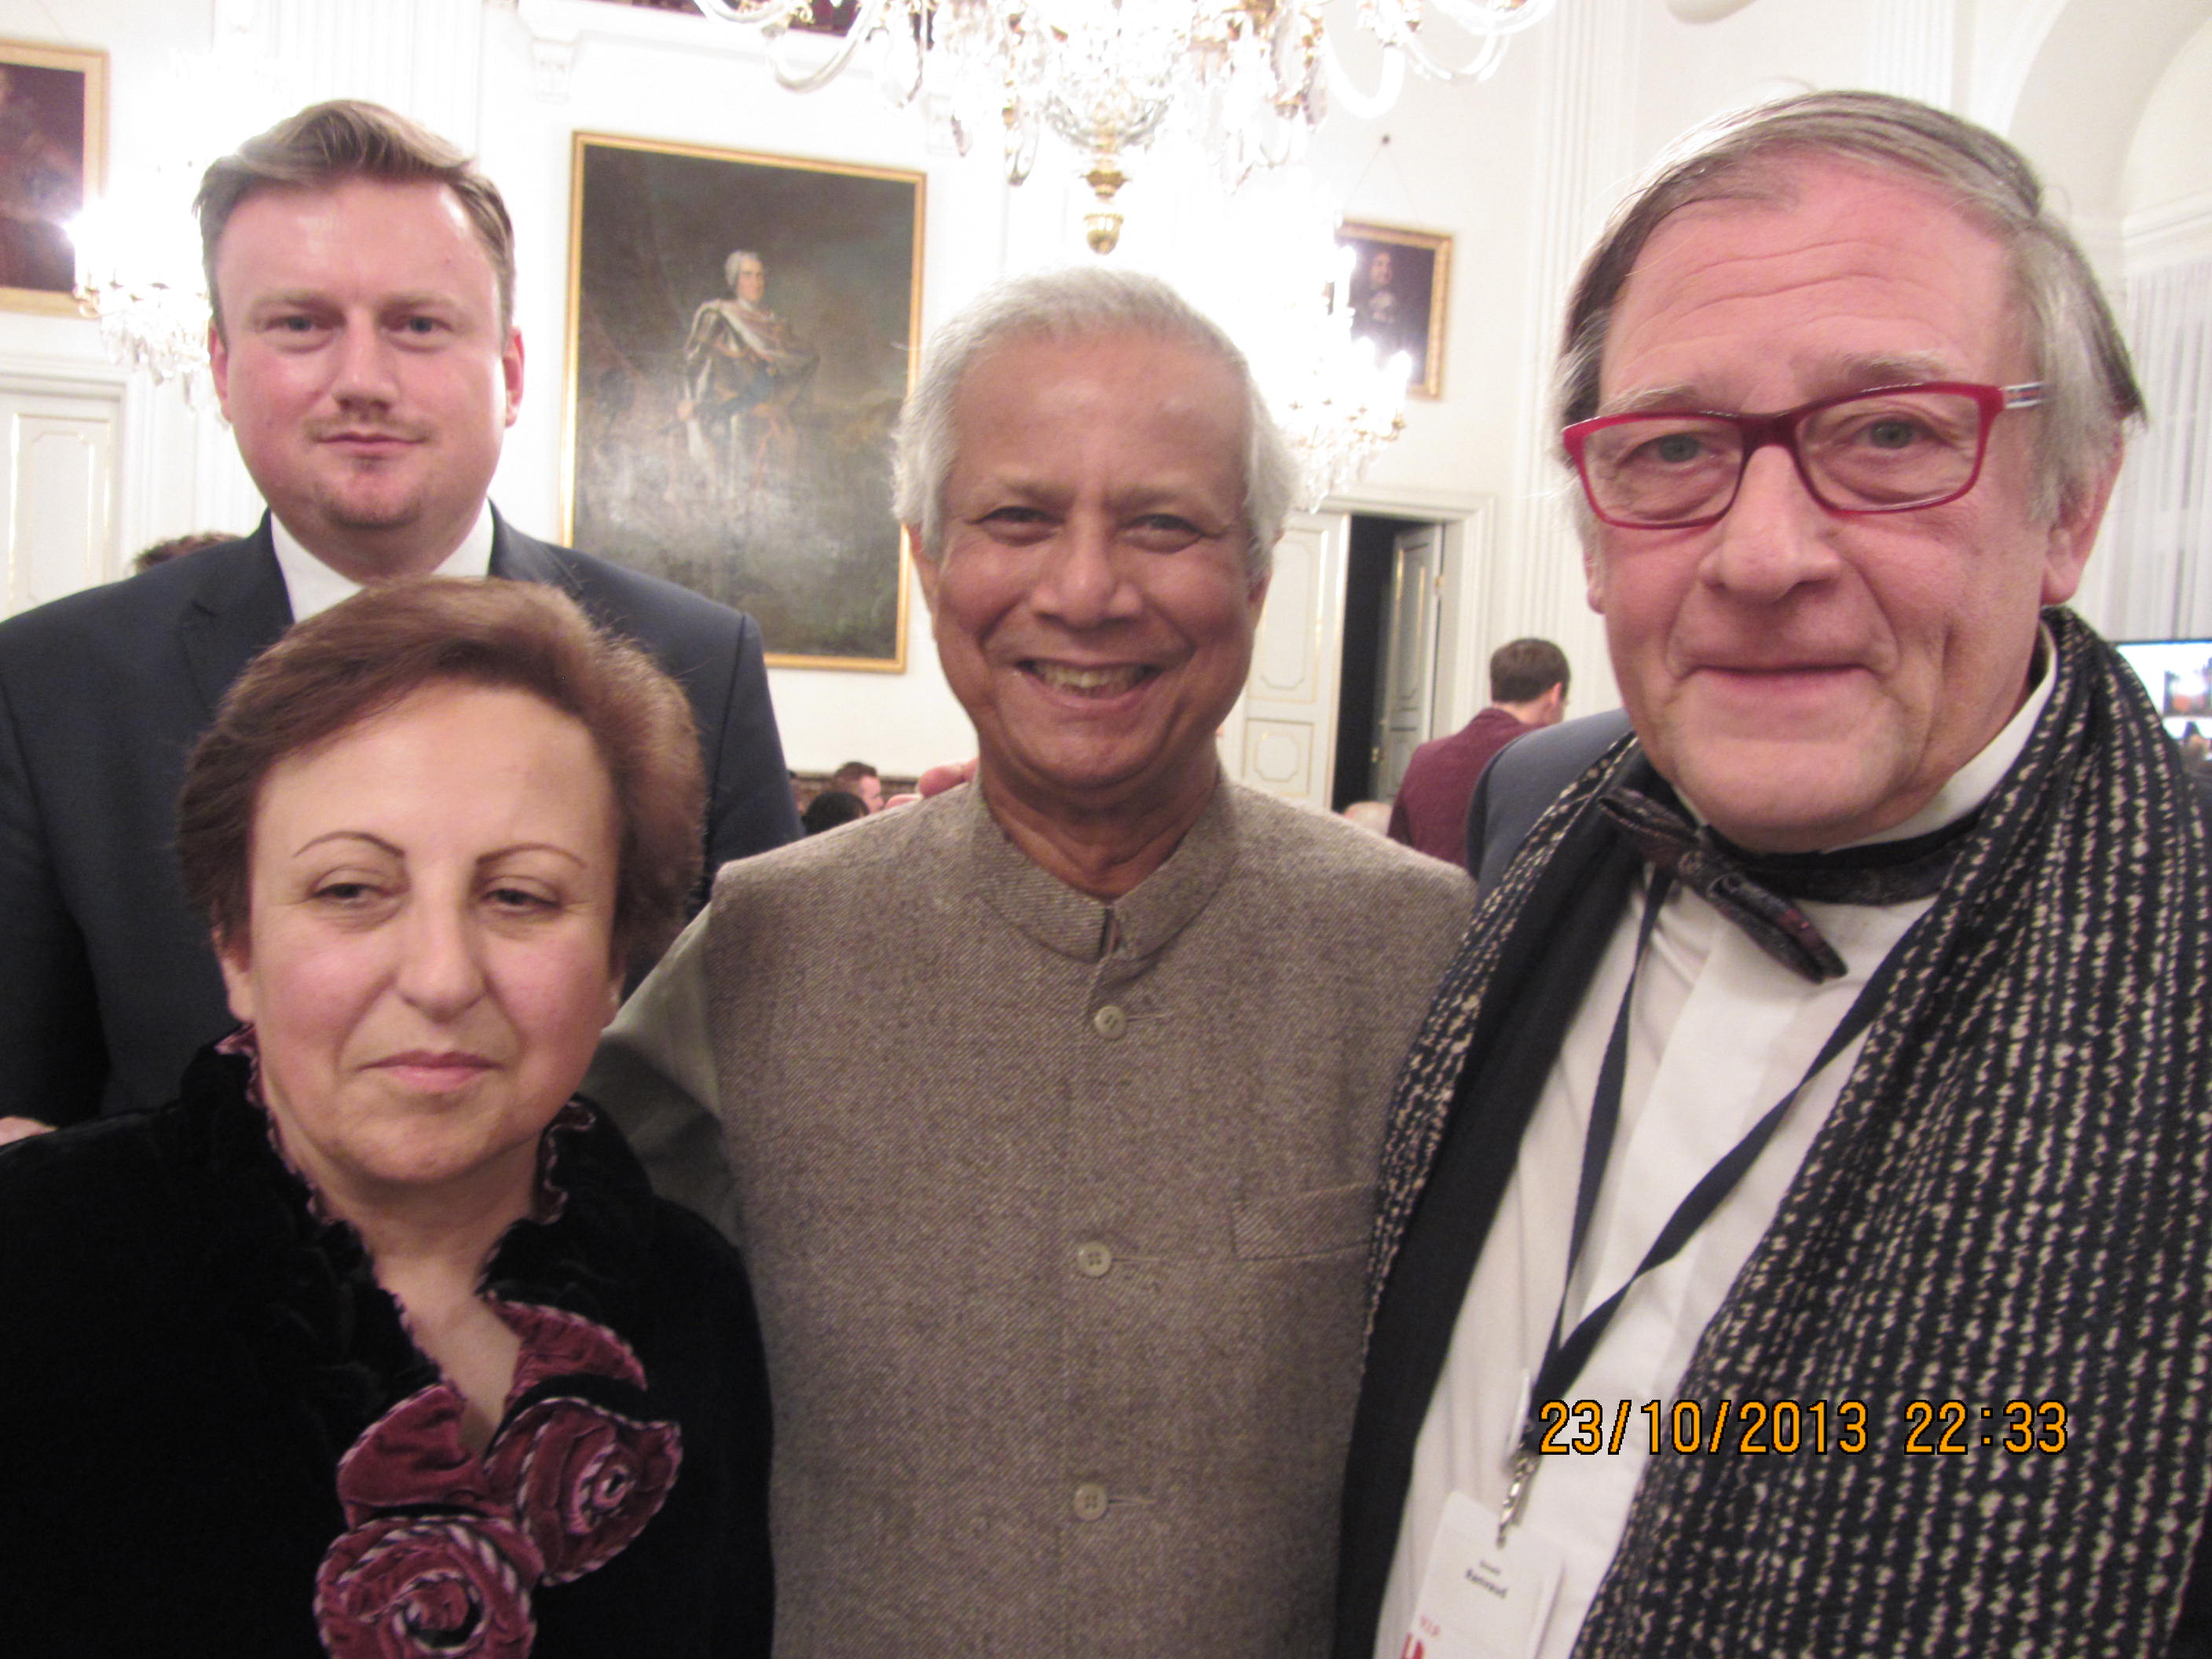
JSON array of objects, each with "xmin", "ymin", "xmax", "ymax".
[{"xmin": 1562, "ymin": 382, "xmax": 2045, "ymax": 529}]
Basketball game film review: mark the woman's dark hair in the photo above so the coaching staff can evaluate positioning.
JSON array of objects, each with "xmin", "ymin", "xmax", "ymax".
[
  {"xmin": 801, "ymin": 789, "xmax": 870, "ymax": 836},
  {"xmin": 178, "ymin": 578, "xmax": 704, "ymax": 968}
]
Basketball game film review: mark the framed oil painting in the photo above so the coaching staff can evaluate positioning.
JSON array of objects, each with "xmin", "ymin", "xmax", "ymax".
[
  {"xmin": 564, "ymin": 133, "xmax": 923, "ymax": 670},
  {"xmin": 0, "ymin": 39, "xmax": 104, "ymax": 317},
  {"xmin": 1337, "ymin": 219, "xmax": 1450, "ymax": 401}
]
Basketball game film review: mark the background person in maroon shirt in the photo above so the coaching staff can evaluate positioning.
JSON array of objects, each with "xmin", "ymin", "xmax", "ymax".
[{"xmin": 1386, "ymin": 637, "xmax": 1570, "ymax": 868}]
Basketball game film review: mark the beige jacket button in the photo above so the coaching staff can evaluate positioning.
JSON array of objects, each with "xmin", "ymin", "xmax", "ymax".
[
  {"xmin": 1073, "ymin": 1482, "xmax": 1109, "ymax": 1522},
  {"xmin": 1075, "ymin": 1242, "xmax": 1114, "ymax": 1277},
  {"xmin": 1092, "ymin": 1004, "xmax": 1127, "ymax": 1039}
]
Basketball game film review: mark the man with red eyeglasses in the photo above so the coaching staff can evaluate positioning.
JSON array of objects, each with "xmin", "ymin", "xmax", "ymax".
[{"xmin": 1335, "ymin": 92, "xmax": 2212, "ymax": 1659}]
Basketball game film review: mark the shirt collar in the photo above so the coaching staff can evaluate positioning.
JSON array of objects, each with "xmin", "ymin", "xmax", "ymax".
[{"xmin": 269, "ymin": 504, "xmax": 496, "ymax": 622}]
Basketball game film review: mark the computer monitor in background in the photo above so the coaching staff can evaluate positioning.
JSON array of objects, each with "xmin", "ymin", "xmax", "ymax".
[
  {"xmin": 2115, "ymin": 639, "xmax": 2212, "ymax": 742},
  {"xmin": 2116, "ymin": 640, "xmax": 2212, "ymax": 811}
]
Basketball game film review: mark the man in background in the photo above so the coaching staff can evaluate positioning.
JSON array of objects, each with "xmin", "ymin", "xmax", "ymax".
[
  {"xmin": 1388, "ymin": 636, "xmax": 1569, "ymax": 868},
  {"xmin": 0, "ymin": 100, "xmax": 797, "ymax": 1133},
  {"xmin": 595, "ymin": 267, "xmax": 1472, "ymax": 1656},
  {"xmin": 829, "ymin": 758, "xmax": 882, "ymax": 811}
]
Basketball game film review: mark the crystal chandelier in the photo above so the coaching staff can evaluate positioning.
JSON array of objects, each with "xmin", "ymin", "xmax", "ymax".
[
  {"xmin": 69, "ymin": 198, "xmax": 214, "ymax": 401},
  {"xmin": 1265, "ymin": 236, "xmax": 1411, "ymax": 508},
  {"xmin": 694, "ymin": 0, "xmax": 1557, "ymax": 252},
  {"xmin": 64, "ymin": 49, "xmax": 282, "ymax": 400}
]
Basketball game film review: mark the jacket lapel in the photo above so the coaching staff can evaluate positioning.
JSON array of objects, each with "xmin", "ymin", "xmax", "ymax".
[
  {"xmin": 175, "ymin": 511, "xmax": 562, "ymax": 720},
  {"xmin": 488, "ymin": 511, "xmax": 572, "ymax": 591},
  {"xmin": 1335, "ymin": 764, "xmax": 1645, "ymax": 1655},
  {"xmin": 176, "ymin": 518, "xmax": 293, "ymax": 720}
]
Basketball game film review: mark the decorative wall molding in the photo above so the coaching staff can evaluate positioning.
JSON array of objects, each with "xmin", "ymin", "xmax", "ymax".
[
  {"xmin": 1320, "ymin": 478, "xmax": 1493, "ymax": 519},
  {"xmin": 1968, "ymin": 0, "xmax": 2071, "ymax": 130},
  {"xmin": 1500, "ymin": 0, "xmax": 1634, "ymax": 708},
  {"xmin": 1230, "ymin": 513, "xmax": 1346, "ymax": 810},
  {"xmin": 1433, "ymin": 496, "xmax": 1496, "ymax": 731},
  {"xmin": 0, "ymin": 351, "xmax": 128, "ymax": 400},
  {"xmin": 215, "ymin": 0, "xmax": 489, "ymax": 147},
  {"xmin": 511, "ymin": 0, "xmax": 796, "ymax": 102},
  {"xmin": 0, "ymin": 364, "xmax": 123, "ymax": 615},
  {"xmin": 2102, "ymin": 255, "xmax": 2212, "ymax": 639},
  {"xmin": 1868, "ymin": 0, "xmax": 1956, "ymax": 108},
  {"xmin": 2126, "ymin": 189, "xmax": 2212, "ymax": 272}
]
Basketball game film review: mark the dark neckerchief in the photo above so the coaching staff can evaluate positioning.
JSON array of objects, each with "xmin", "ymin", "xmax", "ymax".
[{"xmin": 1598, "ymin": 784, "xmax": 1978, "ymax": 982}]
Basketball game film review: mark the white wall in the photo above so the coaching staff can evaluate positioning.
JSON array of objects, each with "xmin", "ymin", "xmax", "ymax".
[
  {"xmin": 2122, "ymin": 15, "xmax": 2212, "ymax": 267},
  {"xmin": 13, "ymin": 0, "xmax": 2209, "ymax": 768}
]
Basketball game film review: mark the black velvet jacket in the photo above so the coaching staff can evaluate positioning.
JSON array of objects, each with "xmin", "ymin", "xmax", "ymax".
[{"xmin": 0, "ymin": 1045, "xmax": 772, "ymax": 1657}]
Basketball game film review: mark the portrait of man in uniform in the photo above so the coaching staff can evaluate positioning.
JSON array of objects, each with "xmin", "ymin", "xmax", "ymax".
[
  {"xmin": 566, "ymin": 135, "xmax": 919, "ymax": 667},
  {"xmin": 679, "ymin": 249, "xmax": 819, "ymax": 505}
]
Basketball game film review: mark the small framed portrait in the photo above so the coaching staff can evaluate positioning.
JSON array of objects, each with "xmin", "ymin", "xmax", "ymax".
[
  {"xmin": 1337, "ymin": 219, "xmax": 1451, "ymax": 401},
  {"xmin": 0, "ymin": 39, "xmax": 104, "ymax": 317},
  {"xmin": 564, "ymin": 133, "xmax": 924, "ymax": 671}
]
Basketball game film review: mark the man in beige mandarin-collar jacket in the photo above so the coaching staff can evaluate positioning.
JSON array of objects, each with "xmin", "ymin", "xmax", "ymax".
[{"xmin": 591, "ymin": 266, "xmax": 1472, "ymax": 1657}]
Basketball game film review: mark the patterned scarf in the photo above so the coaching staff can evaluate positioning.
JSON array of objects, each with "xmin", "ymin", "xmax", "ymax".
[{"xmin": 1368, "ymin": 609, "xmax": 2212, "ymax": 1656}]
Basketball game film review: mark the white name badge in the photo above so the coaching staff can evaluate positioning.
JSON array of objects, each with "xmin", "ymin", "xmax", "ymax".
[{"xmin": 1398, "ymin": 1491, "xmax": 1564, "ymax": 1659}]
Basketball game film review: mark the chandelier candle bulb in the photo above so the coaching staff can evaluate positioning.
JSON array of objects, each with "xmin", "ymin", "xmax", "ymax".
[{"xmin": 693, "ymin": 0, "xmax": 1557, "ymax": 251}]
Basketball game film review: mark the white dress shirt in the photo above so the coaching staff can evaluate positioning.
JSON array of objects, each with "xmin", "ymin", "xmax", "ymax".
[
  {"xmin": 269, "ymin": 505, "xmax": 495, "ymax": 621},
  {"xmin": 1376, "ymin": 651, "xmax": 2056, "ymax": 1659}
]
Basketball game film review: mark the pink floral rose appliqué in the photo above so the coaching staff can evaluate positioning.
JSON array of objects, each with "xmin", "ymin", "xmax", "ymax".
[
  {"xmin": 314, "ymin": 1513, "xmax": 541, "ymax": 1659},
  {"xmin": 314, "ymin": 1305, "xmax": 679, "ymax": 1655},
  {"xmin": 485, "ymin": 1303, "xmax": 681, "ymax": 1584},
  {"xmin": 484, "ymin": 1394, "xmax": 681, "ymax": 1583}
]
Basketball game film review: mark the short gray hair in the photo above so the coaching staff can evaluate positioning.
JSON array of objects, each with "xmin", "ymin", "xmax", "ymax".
[
  {"xmin": 892, "ymin": 267, "xmax": 1295, "ymax": 584},
  {"xmin": 1557, "ymin": 90, "xmax": 2143, "ymax": 525}
]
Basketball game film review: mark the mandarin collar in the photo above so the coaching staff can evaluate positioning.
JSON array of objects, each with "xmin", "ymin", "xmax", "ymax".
[{"xmin": 956, "ymin": 778, "xmax": 1243, "ymax": 964}]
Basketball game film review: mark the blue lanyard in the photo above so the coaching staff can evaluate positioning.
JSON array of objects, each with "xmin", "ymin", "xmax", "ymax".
[{"xmin": 1518, "ymin": 870, "xmax": 1913, "ymax": 1453}]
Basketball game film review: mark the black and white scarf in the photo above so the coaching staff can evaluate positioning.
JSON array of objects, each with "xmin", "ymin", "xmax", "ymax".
[{"xmin": 1368, "ymin": 609, "xmax": 2212, "ymax": 1656}]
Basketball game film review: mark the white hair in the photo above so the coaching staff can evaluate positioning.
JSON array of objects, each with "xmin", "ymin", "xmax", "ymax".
[
  {"xmin": 892, "ymin": 267, "xmax": 1295, "ymax": 584},
  {"xmin": 1557, "ymin": 90, "xmax": 2143, "ymax": 526}
]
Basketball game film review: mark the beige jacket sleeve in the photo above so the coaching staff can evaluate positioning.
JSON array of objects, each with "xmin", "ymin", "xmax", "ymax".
[{"xmin": 584, "ymin": 910, "xmax": 743, "ymax": 1243}]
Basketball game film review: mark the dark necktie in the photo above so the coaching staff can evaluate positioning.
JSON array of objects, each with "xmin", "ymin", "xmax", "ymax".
[{"xmin": 1598, "ymin": 786, "xmax": 1975, "ymax": 983}]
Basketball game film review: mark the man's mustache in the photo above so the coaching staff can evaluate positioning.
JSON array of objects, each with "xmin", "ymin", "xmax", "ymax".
[{"xmin": 308, "ymin": 421, "xmax": 433, "ymax": 443}]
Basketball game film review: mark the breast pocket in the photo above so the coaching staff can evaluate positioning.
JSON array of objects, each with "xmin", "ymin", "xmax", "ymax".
[{"xmin": 1231, "ymin": 1181, "xmax": 1375, "ymax": 1260}]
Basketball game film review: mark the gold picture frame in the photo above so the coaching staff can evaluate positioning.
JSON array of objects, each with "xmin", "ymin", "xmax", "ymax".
[
  {"xmin": 0, "ymin": 38, "xmax": 105, "ymax": 318},
  {"xmin": 562, "ymin": 132, "xmax": 925, "ymax": 672},
  {"xmin": 1338, "ymin": 218, "xmax": 1451, "ymax": 401}
]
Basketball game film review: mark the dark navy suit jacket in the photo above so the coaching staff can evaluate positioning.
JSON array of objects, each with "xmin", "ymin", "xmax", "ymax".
[
  {"xmin": 0, "ymin": 512, "xmax": 800, "ymax": 1124},
  {"xmin": 1463, "ymin": 707, "xmax": 1635, "ymax": 887}
]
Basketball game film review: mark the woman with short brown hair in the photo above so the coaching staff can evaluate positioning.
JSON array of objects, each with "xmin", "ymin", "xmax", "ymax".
[{"xmin": 0, "ymin": 578, "xmax": 771, "ymax": 1657}]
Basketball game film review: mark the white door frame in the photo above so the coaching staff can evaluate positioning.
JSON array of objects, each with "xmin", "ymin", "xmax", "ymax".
[{"xmin": 1224, "ymin": 482, "xmax": 1496, "ymax": 808}]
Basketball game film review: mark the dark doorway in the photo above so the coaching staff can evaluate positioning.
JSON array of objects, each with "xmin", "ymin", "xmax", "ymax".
[{"xmin": 1331, "ymin": 514, "xmax": 1426, "ymax": 809}]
